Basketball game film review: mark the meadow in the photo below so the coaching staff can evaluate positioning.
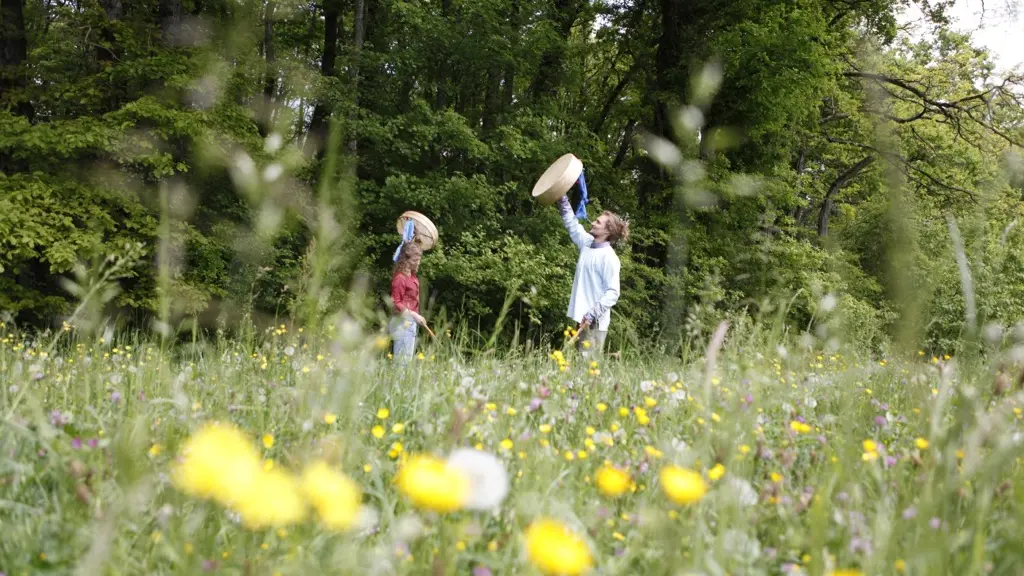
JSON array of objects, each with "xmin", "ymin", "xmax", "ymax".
[{"xmin": 2, "ymin": 317, "xmax": 1023, "ymax": 576}]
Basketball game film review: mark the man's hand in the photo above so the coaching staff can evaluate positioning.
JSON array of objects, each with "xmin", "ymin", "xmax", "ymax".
[
  {"xmin": 577, "ymin": 317, "xmax": 591, "ymax": 332},
  {"xmin": 412, "ymin": 312, "xmax": 428, "ymax": 327}
]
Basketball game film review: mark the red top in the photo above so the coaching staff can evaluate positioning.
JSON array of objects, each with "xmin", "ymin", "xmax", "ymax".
[{"xmin": 391, "ymin": 272, "xmax": 419, "ymax": 314}]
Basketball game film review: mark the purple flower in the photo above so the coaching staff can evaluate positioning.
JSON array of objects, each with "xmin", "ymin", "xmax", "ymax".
[
  {"xmin": 849, "ymin": 537, "xmax": 872, "ymax": 554},
  {"xmin": 528, "ymin": 398, "xmax": 542, "ymax": 412},
  {"xmin": 472, "ymin": 567, "xmax": 493, "ymax": 576},
  {"xmin": 874, "ymin": 415, "xmax": 888, "ymax": 427},
  {"xmin": 615, "ymin": 547, "xmax": 626, "ymax": 556},
  {"xmin": 885, "ymin": 455, "xmax": 898, "ymax": 467},
  {"xmin": 201, "ymin": 560, "xmax": 217, "ymax": 572},
  {"xmin": 538, "ymin": 387, "xmax": 550, "ymax": 398},
  {"xmin": 836, "ymin": 492, "xmax": 849, "ymax": 502},
  {"xmin": 111, "ymin": 391, "xmax": 122, "ymax": 403},
  {"xmin": 902, "ymin": 506, "xmax": 917, "ymax": 519},
  {"xmin": 71, "ymin": 438, "xmax": 82, "ymax": 450},
  {"xmin": 930, "ymin": 517, "xmax": 941, "ymax": 529},
  {"xmin": 49, "ymin": 410, "xmax": 67, "ymax": 427},
  {"xmin": 87, "ymin": 438, "xmax": 98, "ymax": 449},
  {"xmin": 796, "ymin": 415, "xmax": 807, "ymax": 423},
  {"xmin": 817, "ymin": 435, "xmax": 827, "ymax": 445},
  {"xmin": 138, "ymin": 391, "xmax": 146, "ymax": 401}
]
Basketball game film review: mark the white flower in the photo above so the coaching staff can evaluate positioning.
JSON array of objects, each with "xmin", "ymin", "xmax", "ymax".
[
  {"xmin": 725, "ymin": 477, "xmax": 758, "ymax": 507},
  {"xmin": 262, "ymin": 163, "xmax": 284, "ymax": 183},
  {"xmin": 640, "ymin": 380, "xmax": 655, "ymax": 393},
  {"xmin": 446, "ymin": 448, "xmax": 509, "ymax": 511},
  {"xmin": 264, "ymin": 133, "xmax": 283, "ymax": 153}
]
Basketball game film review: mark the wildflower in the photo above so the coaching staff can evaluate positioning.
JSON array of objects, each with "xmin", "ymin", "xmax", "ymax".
[
  {"xmin": 634, "ymin": 407, "xmax": 650, "ymax": 426},
  {"xmin": 862, "ymin": 439, "xmax": 879, "ymax": 462},
  {"xmin": 447, "ymin": 448, "xmax": 509, "ymax": 510},
  {"xmin": 234, "ymin": 468, "xmax": 307, "ymax": 529},
  {"xmin": 708, "ymin": 463, "xmax": 725, "ymax": 481},
  {"xmin": 828, "ymin": 571, "xmax": 864, "ymax": 576},
  {"xmin": 915, "ymin": 437, "xmax": 929, "ymax": 450},
  {"xmin": 485, "ymin": 402, "xmax": 497, "ymax": 412},
  {"xmin": 618, "ymin": 407, "xmax": 629, "ymax": 418},
  {"xmin": 392, "ymin": 423, "xmax": 405, "ymax": 434},
  {"xmin": 539, "ymin": 424, "xmax": 552, "ymax": 434},
  {"xmin": 597, "ymin": 403, "xmax": 608, "ymax": 413},
  {"xmin": 500, "ymin": 439, "xmax": 514, "ymax": 451},
  {"xmin": 660, "ymin": 466, "xmax": 707, "ymax": 505},
  {"xmin": 644, "ymin": 446, "xmax": 663, "ymax": 459},
  {"xmin": 789, "ymin": 421, "xmax": 811, "ymax": 434},
  {"xmin": 300, "ymin": 461, "xmax": 361, "ymax": 531},
  {"xmin": 395, "ymin": 454, "xmax": 470, "ymax": 512},
  {"xmin": 644, "ymin": 397, "xmax": 657, "ymax": 408},
  {"xmin": 263, "ymin": 459, "xmax": 275, "ymax": 471},
  {"xmin": 711, "ymin": 412, "xmax": 721, "ymax": 423},
  {"xmin": 372, "ymin": 426, "xmax": 386, "ymax": 439},
  {"xmin": 324, "ymin": 413, "xmax": 338, "ymax": 425},
  {"xmin": 595, "ymin": 465, "xmax": 630, "ymax": 497},
  {"xmin": 262, "ymin": 434, "xmax": 274, "ymax": 449},
  {"xmin": 524, "ymin": 519, "xmax": 593, "ymax": 575},
  {"xmin": 388, "ymin": 442, "xmax": 404, "ymax": 459},
  {"xmin": 172, "ymin": 423, "xmax": 262, "ymax": 505},
  {"xmin": 895, "ymin": 559, "xmax": 907, "ymax": 573},
  {"xmin": 739, "ymin": 444, "xmax": 751, "ymax": 455},
  {"xmin": 416, "ymin": 352, "xmax": 425, "ymax": 361},
  {"xmin": 770, "ymin": 472, "xmax": 782, "ymax": 483},
  {"xmin": 506, "ymin": 407, "xmax": 517, "ymax": 416},
  {"xmin": 377, "ymin": 408, "xmax": 390, "ymax": 420}
]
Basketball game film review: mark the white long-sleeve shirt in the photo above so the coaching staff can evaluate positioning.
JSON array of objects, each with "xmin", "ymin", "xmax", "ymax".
[{"xmin": 558, "ymin": 197, "xmax": 621, "ymax": 331}]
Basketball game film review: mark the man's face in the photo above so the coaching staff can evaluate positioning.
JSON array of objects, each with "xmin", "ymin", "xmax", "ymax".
[{"xmin": 589, "ymin": 213, "xmax": 610, "ymax": 240}]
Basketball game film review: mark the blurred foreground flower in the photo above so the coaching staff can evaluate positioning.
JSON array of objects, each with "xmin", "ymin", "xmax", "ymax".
[
  {"xmin": 396, "ymin": 454, "xmax": 470, "ymax": 512},
  {"xmin": 172, "ymin": 422, "xmax": 262, "ymax": 505},
  {"xmin": 301, "ymin": 461, "xmax": 362, "ymax": 531},
  {"xmin": 660, "ymin": 466, "xmax": 707, "ymax": 505},
  {"xmin": 595, "ymin": 465, "xmax": 631, "ymax": 497},
  {"xmin": 524, "ymin": 518, "xmax": 593, "ymax": 575},
  {"xmin": 234, "ymin": 468, "xmax": 307, "ymax": 529},
  {"xmin": 447, "ymin": 448, "xmax": 509, "ymax": 510}
]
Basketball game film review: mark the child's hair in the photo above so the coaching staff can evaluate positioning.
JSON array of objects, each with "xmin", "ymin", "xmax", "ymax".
[
  {"xmin": 393, "ymin": 242, "xmax": 423, "ymax": 275},
  {"xmin": 603, "ymin": 211, "xmax": 630, "ymax": 245}
]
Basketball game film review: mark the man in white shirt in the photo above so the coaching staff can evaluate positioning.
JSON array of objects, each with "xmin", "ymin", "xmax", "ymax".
[{"xmin": 556, "ymin": 195, "xmax": 629, "ymax": 357}]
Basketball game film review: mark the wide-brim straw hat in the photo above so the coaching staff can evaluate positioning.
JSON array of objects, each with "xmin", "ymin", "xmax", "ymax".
[
  {"xmin": 396, "ymin": 211, "xmax": 439, "ymax": 251},
  {"xmin": 532, "ymin": 153, "xmax": 583, "ymax": 206}
]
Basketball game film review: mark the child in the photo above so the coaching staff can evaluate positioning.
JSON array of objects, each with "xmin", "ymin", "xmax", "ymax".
[
  {"xmin": 556, "ymin": 195, "xmax": 629, "ymax": 356},
  {"xmin": 390, "ymin": 242, "xmax": 427, "ymax": 360}
]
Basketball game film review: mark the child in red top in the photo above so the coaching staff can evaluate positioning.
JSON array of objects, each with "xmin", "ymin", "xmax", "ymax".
[{"xmin": 390, "ymin": 242, "xmax": 426, "ymax": 360}]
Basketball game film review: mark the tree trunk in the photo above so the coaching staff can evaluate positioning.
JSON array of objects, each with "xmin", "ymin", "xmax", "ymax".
[
  {"xmin": 434, "ymin": 0, "xmax": 452, "ymax": 110},
  {"xmin": 482, "ymin": 64, "xmax": 503, "ymax": 132},
  {"xmin": 158, "ymin": 0, "xmax": 184, "ymax": 43},
  {"xmin": 593, "ymin": 64, "xmax": 637, "ymax": 134},
  {"xmin": 528, "ymin": 0, "xmax": 581, "ymax": 102},
  {"xmin": 257, "ymin": 0, "xmax": 277, "ymax": 136},
  {"xmin": 0, "ymin": 0, "xmax": 33, "ymax": 121},
  {"xmin": 817, "ymin": 156, "xmax": 874, "ymax": 236},
  {"xmin": 612, "ymin": 119, "xmax": 637, "ymax": 169},
  {"xmin": 653, "ymin": 0, "xmax": 684, "ymax": 142},
  {"xmin": 344, "ymin": 0, "xmax": 366, "ymax": 156},
  {"xmin": 307, "ymin": 0, "xmax": 341, "ymax": 155}
]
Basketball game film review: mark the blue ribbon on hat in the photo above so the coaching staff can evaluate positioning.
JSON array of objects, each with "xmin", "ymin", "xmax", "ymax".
[
  {"xmin": 393, "ymin": 219, "xmax": 416, "ymax": 262},
  {"xmin": 575, "ymin": 170, "xmax": 589, "ymax": 220}
]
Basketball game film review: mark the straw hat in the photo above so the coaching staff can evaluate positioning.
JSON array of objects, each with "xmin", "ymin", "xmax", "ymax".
[
  {"xmin": 532, "ymin": 153, "xmax": 583, "ymax": 205},
  {"xmin": 396, "ymin": 211, "xmax": 439, "ymax": 251}
]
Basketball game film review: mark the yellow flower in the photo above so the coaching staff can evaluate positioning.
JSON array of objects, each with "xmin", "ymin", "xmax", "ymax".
[
  {"xmin": 862, "ymin": 451, "xmax": 879, "ymax": 462},
  {"xmin": 392, "ymin": 423, "xmax": 405, "ymax": 434},
  {"xmin": 828, "ymin": 571, "xmax": 865, "ymax": 576},
  {"xmin": 707, "ymin": 463, "xmax": 725, "ymax": 481},
  {"xmin": 506, "ymin": 407, "xmax": 517, "ymax": 416},
  {"xmin": 585, "ymin": 426, "xmax": 596, "ymax": 435},
  {"xmin": 596, "ymin": 403, "xmax": 608, "ymax": 413},
  {"xmin": 895, "ymin": 559, "xmax": 907, "ymax": 573},
  {"xmin": 789, "ymin": 421, "xmax": 811, "ymax": 433},
  {"xmin": 372, "ymin": 426, "xmax": 386, "ymax": 439},
  {"xmin": 301, "ymin": 461, "xmax": 361, "ymax": 531},
  {"xmin": 395, "ymin": 454, "xmax": 469, "ymax": 513},
  {"xmin": 235, "ymin": 468, "xmax": 308, "ymax": 529},
  {"xmin": 172, "ymin": 423, "xmax": 263, "ymax": 506},
  {"xmin": 485, "ymin": 403, "xmax": 497, "ymax": 412},
  {"xmin": 862, "ymin": 439, "xmax": 877, "ymax": 453},
  {"xmin": 644, "ymin": 446, "xmax": 663, "ymax": 459},
  {"xmin": 634, "ymin": 407, "xmax": 650, "ymax": 426},
  {"xmin": 660, "ymin": 466, "xmax": 707, "ymax": 505},
  {"xmin": 262, "ymin": 434, "xmax": 275, "ymax": 449},
  {"xmin": 739, "ymin": 444, "xmax": 751, "ymax": 455},
  {"xmin": 500, "ymin": 439, "xmax": 514, "ymax": 451},
  {"xmin": 416, "ymin": 352, "xmax": 425, "ymax": 360},
  {"xmin": 711, "ymin": 412, "xmax": 721, "ymax": 423},
  {"xmin": 377, "ymin": 408, "xmax": 390, "ymax": 420},
  {"xmin": 915, "ymin": 437, "xmax": 929, "ymax": 450},
  {"xmin": 263, "ymin": 459, "xmax": 275, "ymax": 471},
  {"xmin": 618, "ymin": 407, "xmax": 629, "ymax": 418},
  {"xmin": 539, "ymin": 424, "xmax": 552, "ymax": 434},
  {"xmin": 770, "ymin": 472, "xmax": 782, "ymax": 483},
  {"xmin": 595, "ymin": 465, "xmax": 631, "ymax": 497},
  {"xmin": 324, "ymin": 413, "xmax": 338, "ymax": 425},
  {"xmin": 363, "ymin": 464, "xmax": 372, "ymax": 473},
  {"xmin": 564, "ymin": 451, "xmax": 575, "ymax": 461},
  {"xmin": 148, "ymin": 443, "xmax": 163, "ymax": 457},
  {"xmin": 388, "ymin": 442, "xmax": 404, "ymax": 459},
  {"xmin": 577, "ymin": 450, "xmax": 588, "ymax": 460},
  {"xmin": 524, "ymin": 519, "xmax": 593, "ymax": 576},
  {"xmin": 644, "ymin": 397, "xmax": 657, "ymax": 408}
]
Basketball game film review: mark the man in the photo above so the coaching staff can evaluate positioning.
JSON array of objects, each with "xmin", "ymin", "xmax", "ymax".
[{"xmin": 556, "ymin": 195, "xmax": 630, "ymax": 356}]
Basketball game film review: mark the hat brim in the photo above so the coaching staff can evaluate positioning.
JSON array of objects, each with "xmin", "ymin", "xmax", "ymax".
[
  {"xmin": 396, "ymin": 211, "xmax": 438, "ymax": 251},
  {"xmin": 532, "ymin": 154, "xmax": 582, "ymax": 206}
]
